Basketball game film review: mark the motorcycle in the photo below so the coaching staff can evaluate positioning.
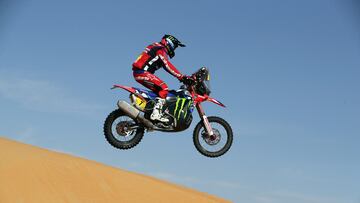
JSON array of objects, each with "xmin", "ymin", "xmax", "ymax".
[{"xmin": 103, "ymin": 67, "xmax": 233, "ymax": 157}]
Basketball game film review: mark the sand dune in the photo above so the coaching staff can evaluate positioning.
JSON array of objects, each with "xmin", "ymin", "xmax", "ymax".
[{"xmin": 0, "ymin": 137, "xmax": 230, "ymax": 203}]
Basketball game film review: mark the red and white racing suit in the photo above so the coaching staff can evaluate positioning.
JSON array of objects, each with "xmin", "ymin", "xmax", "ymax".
[{"xmin": 132, "ymin": 42, "xmax": 184, "ymax": 99}]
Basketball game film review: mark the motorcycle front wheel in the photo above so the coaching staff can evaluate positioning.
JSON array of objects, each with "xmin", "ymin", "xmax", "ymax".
[
  {"xmin": 193, "ymin": 116, "xmax": 233, "ymax": 158},
  {"xmin": 104, "ymin": 109, "xmax": 145, "ymax": 150}
]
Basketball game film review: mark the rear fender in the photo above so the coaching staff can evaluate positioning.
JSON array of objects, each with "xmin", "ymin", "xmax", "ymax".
[
  {"xmin": 112, "ymin": 85, "xmax": 148, "ymax": 102},
  {"xmin": 111, "ymin": 85, "xmax": 136, "ymax": 93}
]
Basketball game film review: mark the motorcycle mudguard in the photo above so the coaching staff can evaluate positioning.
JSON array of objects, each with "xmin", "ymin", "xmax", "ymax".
[
  {"xmin": 208, "ymin": 97, "xmax": 226, "ymax": 107},
  {"xmin": 111, "ymin": 85, "xmax": 136, "ymax": 93},
  {"xmin": 112, "ymin": 85, "xmax": 158, "ymax": 100}
]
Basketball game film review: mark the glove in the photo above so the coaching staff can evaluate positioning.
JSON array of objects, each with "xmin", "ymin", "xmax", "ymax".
[{"xmin": 180, "ymin": 75, "xmax": 195, "ymax": 86}]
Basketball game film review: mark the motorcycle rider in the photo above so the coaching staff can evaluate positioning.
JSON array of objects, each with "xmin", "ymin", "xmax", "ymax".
[{"xmin": 132, "ymin": 34, "xmax": 192, "ymax": 122}]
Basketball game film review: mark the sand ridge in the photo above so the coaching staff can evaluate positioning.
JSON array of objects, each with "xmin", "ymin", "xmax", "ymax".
[{"xmin": 0, "ymin": 137, "xmax": 230, "ymax": 203}]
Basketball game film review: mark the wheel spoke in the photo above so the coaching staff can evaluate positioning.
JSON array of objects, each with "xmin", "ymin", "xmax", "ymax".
[
  {"xmin": 104, "ymin": 109, "xmax": 145, "ymax": 150},
  {"xmin": 198, "ymin": 122, "xmax": 228, "ymax": 152},
  {"xmin": 193, "ymin": 117, "xmax": 233, "ymax": 157},
  {"xmin": 111, "ymin": 115, "xmax": 136, "ymax": 142}
]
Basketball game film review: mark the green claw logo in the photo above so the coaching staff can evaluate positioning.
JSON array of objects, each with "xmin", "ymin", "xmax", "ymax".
[{"xmin": 174, "ymin": 97, "xmax": 193, "ymax": 120}]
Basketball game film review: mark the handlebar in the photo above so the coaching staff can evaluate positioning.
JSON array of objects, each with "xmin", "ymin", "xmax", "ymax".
[{"xmin": 181, "ymin": 75, "xmax": 196, "ymax": 86}]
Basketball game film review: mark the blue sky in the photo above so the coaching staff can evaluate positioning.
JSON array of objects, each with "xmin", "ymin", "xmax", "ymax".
[{"xmin": 1, "ymin": 0, "xmax": 359, "ymax": 202}]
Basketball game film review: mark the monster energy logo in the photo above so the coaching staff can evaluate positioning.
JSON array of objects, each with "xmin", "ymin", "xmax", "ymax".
[{"xmin": 174, "ymin": 97, "xmax": 193, "ymax": 120}]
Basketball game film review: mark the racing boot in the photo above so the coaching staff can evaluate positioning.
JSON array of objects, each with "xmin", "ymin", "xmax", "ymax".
[{"xmin": 150, "ymin": 98, "xmax": 169, "ymax": 123}]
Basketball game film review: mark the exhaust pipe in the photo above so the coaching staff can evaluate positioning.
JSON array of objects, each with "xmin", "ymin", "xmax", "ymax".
[{"xmin": 117, "ymin": 100, "xmax": 154, "ymax": 129}]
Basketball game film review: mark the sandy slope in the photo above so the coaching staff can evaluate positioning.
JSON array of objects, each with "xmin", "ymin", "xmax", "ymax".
[{"xmin": 0, "ymin": 137, "xmax": 230, "ymax": 203}]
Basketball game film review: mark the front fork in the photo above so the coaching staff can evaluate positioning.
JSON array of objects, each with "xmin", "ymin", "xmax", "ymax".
[{"xmin": 196, "ymin": 103, "xmax": 214, "ymax": 136}]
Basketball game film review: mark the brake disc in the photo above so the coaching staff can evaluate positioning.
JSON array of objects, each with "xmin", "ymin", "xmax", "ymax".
[
  {"xmin": 116, "ymin": 121, "xmax": 133, "ymax": 136},
  {"xmin": 201, "ymin": 128, "xmax": 221, "ymax": 145}
]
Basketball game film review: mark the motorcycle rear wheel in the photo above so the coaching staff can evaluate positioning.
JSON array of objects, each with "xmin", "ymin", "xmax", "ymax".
[
  {"xmin": 104, "ymin": 109, "xmax": 145, "ymax": 150},
  {"xmin": 193, "ymin": 116, "xmax": 233, "ymax": 158}
]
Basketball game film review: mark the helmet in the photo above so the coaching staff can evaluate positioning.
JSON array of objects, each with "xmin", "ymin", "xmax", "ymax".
[{"xmin": 160, "ymin": 34, "xmax": 186, "ymax": 58}]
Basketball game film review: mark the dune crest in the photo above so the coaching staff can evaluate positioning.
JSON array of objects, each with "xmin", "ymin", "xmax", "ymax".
[{"xmin": 0, "ymin": 137, "xmax": 230, "ymax": 203}]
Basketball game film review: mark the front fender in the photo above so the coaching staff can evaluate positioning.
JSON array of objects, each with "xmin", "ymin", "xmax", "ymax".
[{"xmin": 207, "ymin": 97, "xmax": 226, "ymax": 107}]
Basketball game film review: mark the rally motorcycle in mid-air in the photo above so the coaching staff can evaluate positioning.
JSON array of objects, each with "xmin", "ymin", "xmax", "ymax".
[{"xmin": 103, "ymin": 67, "xmax": 233, "ymax": 157}]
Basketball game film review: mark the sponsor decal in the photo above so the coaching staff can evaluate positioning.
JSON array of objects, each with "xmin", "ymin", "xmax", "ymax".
[{"xmin": 174, "ymin": 98, "xmax": 193, "ymax": 120}]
